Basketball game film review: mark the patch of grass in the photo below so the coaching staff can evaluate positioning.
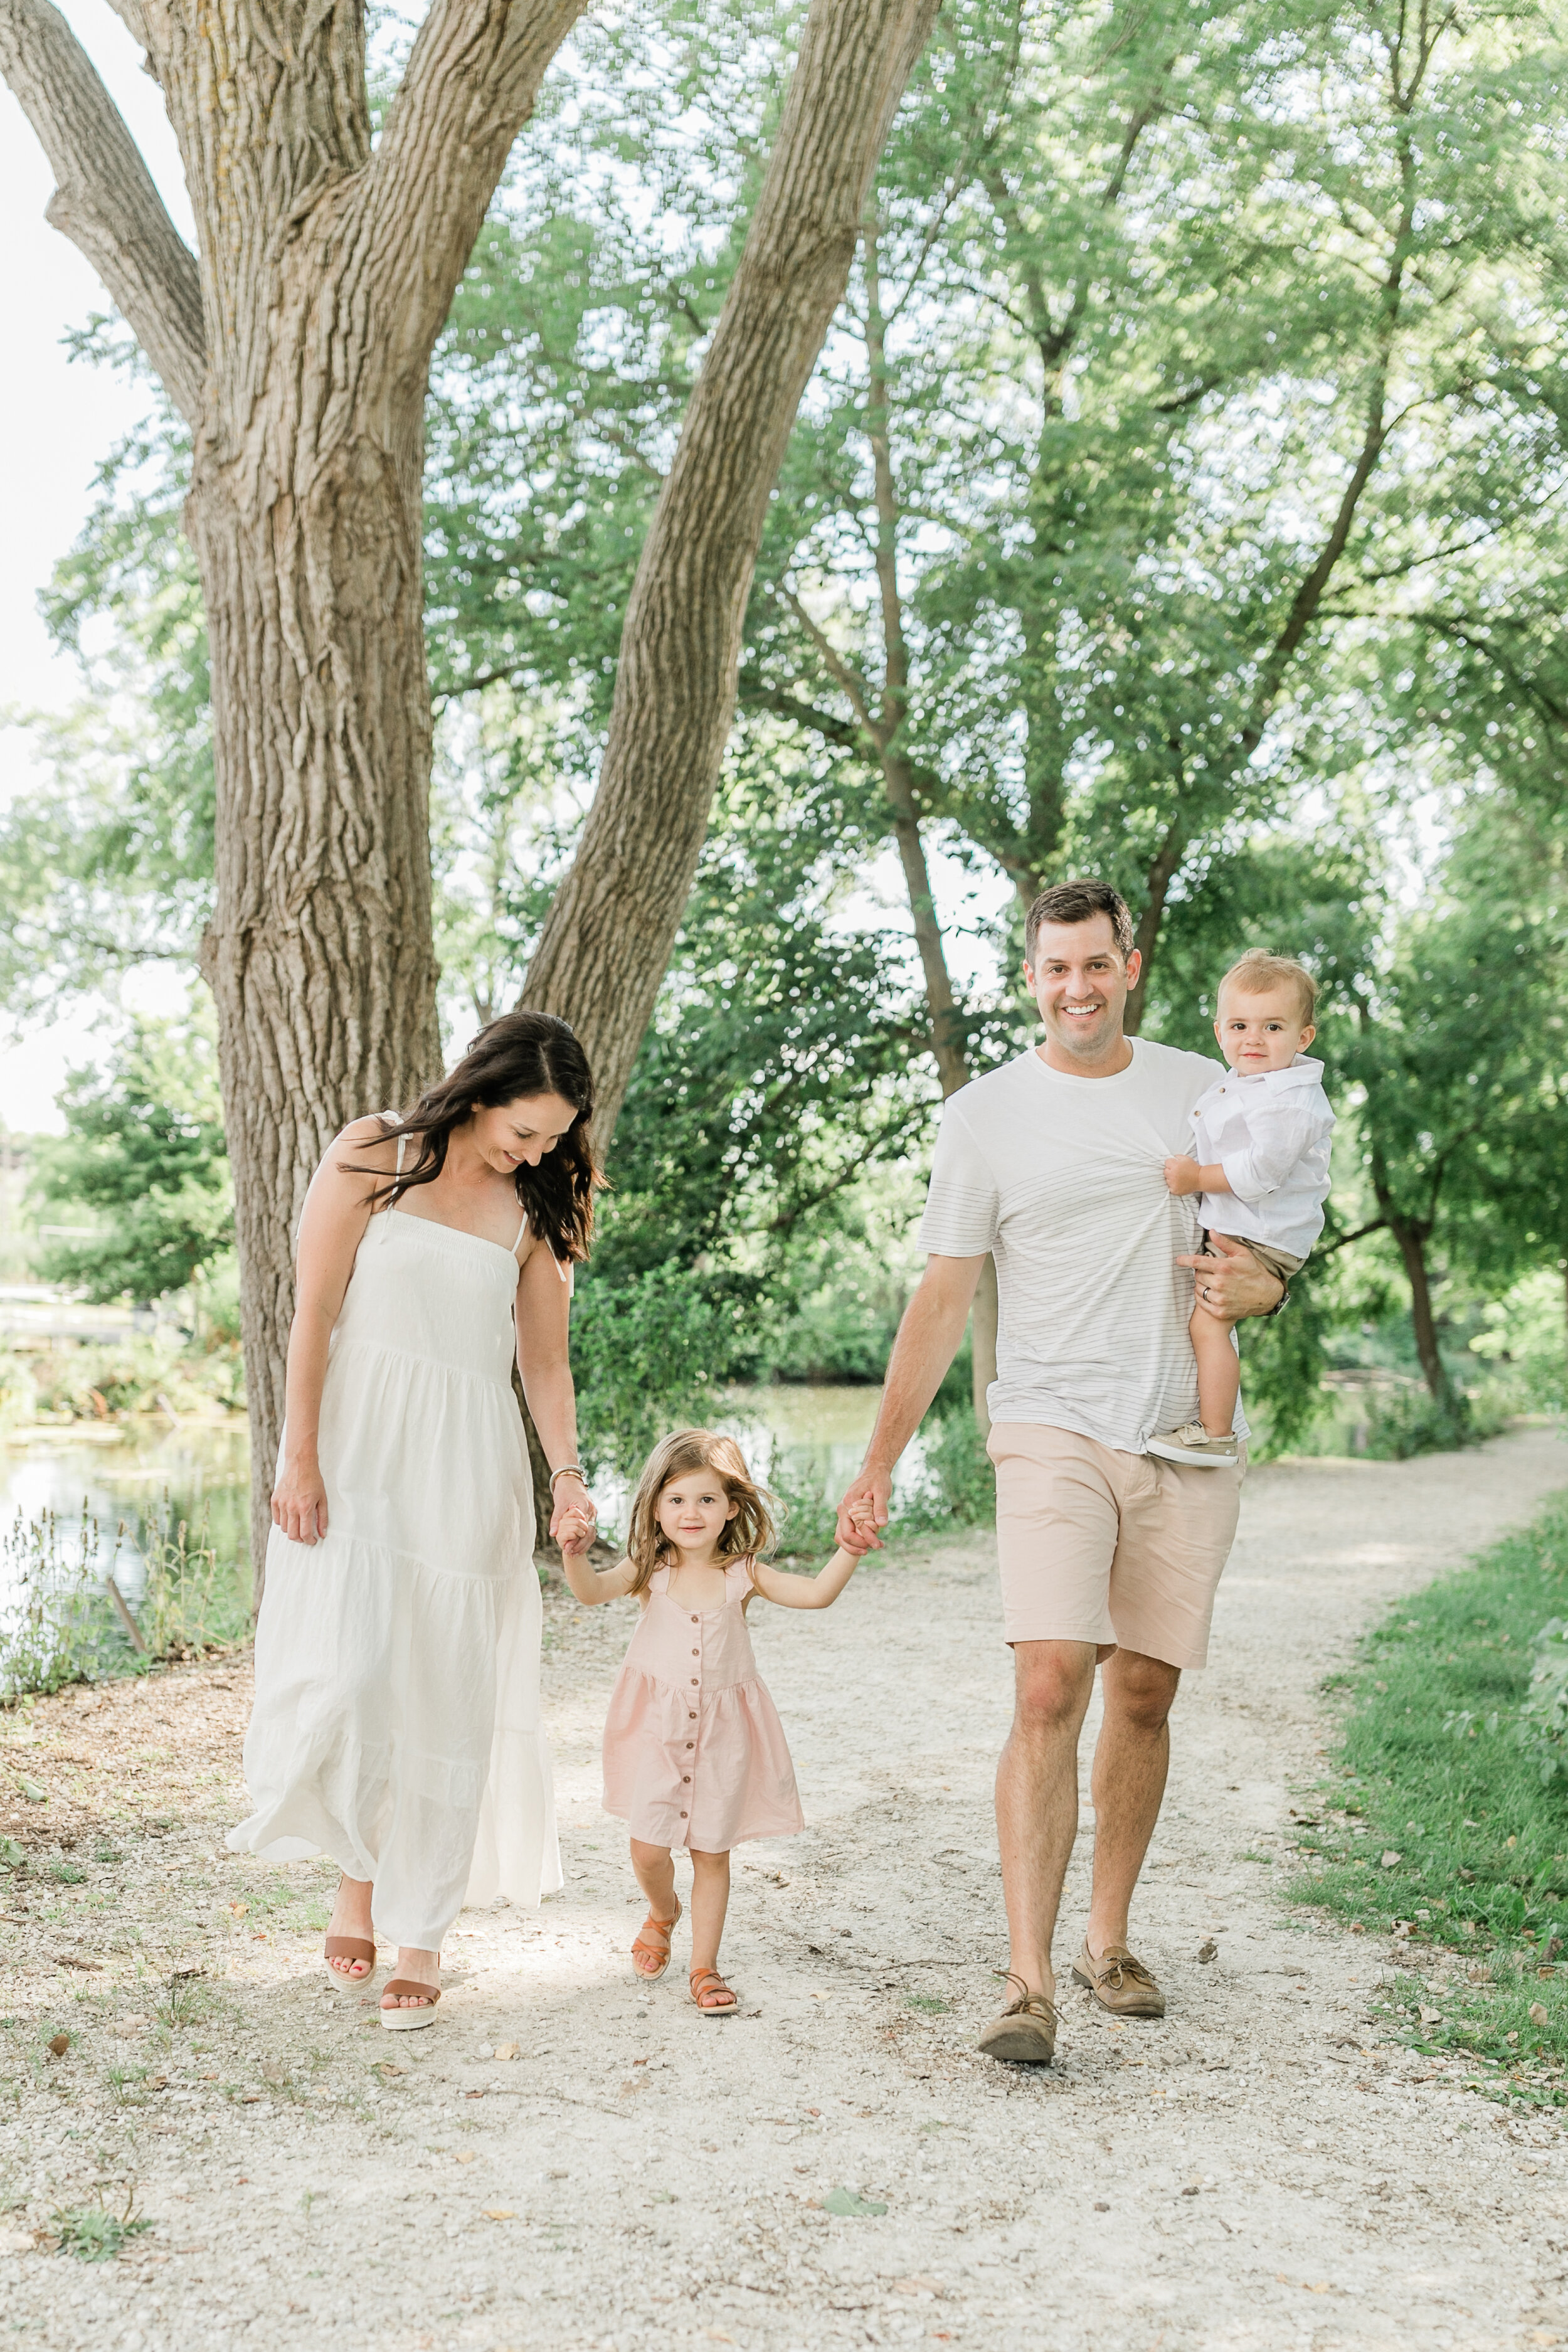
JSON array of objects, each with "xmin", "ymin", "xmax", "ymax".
[
  {"xmin": 1293, "ymin": 1494, "xmax": 1568, "ymax": 2063},
  {"xmin": 1374, "ymin": 1959, "xmax": 1568, "ymax": 2107},
  {"xmin": 904, "ymin": 1994, "xmax": 950, "ymax": 2015},
  {"xmin": 51, "ymin": 2188, "xmax": 151, "ymax": 2262}
]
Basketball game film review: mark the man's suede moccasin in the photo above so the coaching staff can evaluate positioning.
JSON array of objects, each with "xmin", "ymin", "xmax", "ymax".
[
  {"xmin": 976, "ymin": 1972, "xmax": 1058, "ymax": 2065},
  {"xmin": 1072, "ymin": 1940, "xmax": 1166, "ymax": 2018}
]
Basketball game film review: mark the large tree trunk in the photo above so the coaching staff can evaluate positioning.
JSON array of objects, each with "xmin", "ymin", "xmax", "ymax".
[
  {"xmin": 189, "ymin": 448, "xmax": 443, "ymax": 1576},
  {"xmin": 2, "ymin": 0, "xmax": 588, "ymax": 1592},
  {"xmin": 519, "ymin": 0, "xmax": 941, "ymax": 1136}
]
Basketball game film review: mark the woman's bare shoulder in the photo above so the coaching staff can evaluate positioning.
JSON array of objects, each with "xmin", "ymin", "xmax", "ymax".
[{"xmin": 317, "ymin": 1114, "xmax": 398, "ymax": 1188}]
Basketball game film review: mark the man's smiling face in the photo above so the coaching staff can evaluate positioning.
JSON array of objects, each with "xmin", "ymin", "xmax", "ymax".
[{"xmin": 1024, "ymin": 914, "xmax": 1142, "ymax": 1069}]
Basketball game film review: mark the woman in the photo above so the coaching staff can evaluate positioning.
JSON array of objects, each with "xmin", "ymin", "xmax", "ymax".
[{"xmin": 228, "ymin": 1011, "xmax": 598, "ymax": 2028}]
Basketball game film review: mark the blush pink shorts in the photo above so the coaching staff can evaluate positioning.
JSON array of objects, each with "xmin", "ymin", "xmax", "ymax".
[{"xmin": 986, "ymin": 1423, "xmax": 1244, "ymax": 1670}]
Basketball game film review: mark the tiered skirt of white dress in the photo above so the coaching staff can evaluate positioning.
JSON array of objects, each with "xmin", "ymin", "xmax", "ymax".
[{"xmin": 228, "ymin": 1202, "xmax": 561, "ymax": 1947}]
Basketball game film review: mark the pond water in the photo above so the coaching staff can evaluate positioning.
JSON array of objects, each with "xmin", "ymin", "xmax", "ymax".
[
  {"xmin": 0, "ymin": 1385, "xmax": 913, "ymax": 1608},
  {"xmin": 0, "ymin": 1421, "xmax": 252, "ymax": 1613}
]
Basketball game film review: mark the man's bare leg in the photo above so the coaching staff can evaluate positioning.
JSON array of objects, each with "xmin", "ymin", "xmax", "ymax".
[
  {"xmin": 1084, "ymin": 1646, "xmax": 1180, "ymax": 1958},
  {"xmin": 995, "ymin": 1640, "xmax": 1098, "ymax": 2001}
]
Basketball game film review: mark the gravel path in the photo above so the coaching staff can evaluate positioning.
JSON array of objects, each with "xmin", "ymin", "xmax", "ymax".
[{"xmin": 4, "ymin": 1426, "xmax": 1568, "ymax": 2351}]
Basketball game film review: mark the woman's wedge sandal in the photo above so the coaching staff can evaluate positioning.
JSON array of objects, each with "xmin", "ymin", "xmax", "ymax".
[
  {"xmin": 690, "ymin": 1966, "xmax": 738, "ymax": 2016},
  {"xmin": 632, "ymin": 1899, "xmax": 681, "ymax": 1982},
  {"xmin": 379, "ymin": 1979, "xmax": 441, "ymax": 2032},
  {"xmin": 323, "ymin": 1937, "xmax": 377, "ymax": 1983}
]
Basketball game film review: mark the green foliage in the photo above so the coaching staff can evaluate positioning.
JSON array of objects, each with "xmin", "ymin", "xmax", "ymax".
[
  {"xmin": 15, "ymin": 1337, "xmax": 244, "ymax": 1421},
  {"xmin": 0, "ymin": 1507, "xmax": 120, "ymax": 1700},
  {"xmin": 1517, "ymin": 1620, "xmax": 1568, "ymax": 1788},
  {"xmin": 569, "ymin": 1264, "xmax": 758, "ymax": 1493},
  {"xmin": 50, "ymin": 2191, "xmax": 151, "ymax": 2262},
  {"xmin": 30, "ymin": 1000, "xmax": 231, "ymax": 1308},
  {"xmin": 1294, "ymin": 1496, "xmax": 1568, "ymax": 1957}
]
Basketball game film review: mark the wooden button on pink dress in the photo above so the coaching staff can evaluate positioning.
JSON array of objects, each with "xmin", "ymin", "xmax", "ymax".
[{"xmin": 601, "ymin": 1560, "xmax": 804, "ymax": 1851}]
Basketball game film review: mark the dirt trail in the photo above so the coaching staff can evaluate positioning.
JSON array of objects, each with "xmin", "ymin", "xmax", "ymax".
[{"xmin": 3, "ymin": 1426, "xmax": 1568, "ymax": 2351}]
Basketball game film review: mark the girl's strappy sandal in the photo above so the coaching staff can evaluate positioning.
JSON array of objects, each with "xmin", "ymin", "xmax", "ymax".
[
  {"xmin": 690, "ymin": 1966, "xmax": 738, "ymax": 2016},
  {"xmin": 632, "ymin": 1899, "xmax": 681, "ymax": 1981}
]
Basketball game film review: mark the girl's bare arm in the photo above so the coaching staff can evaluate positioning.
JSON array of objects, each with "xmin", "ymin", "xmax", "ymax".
[
  {"xmin": 557, "ymin": 1533, "xmax": 638, "ymax": 1606},
  {"xmin": 750, "ymin": 1547, "xmax": 861, "ymax": 1611},
  {"xmin": 273, "ymin": 1116, "xmax": 390, "ymax": 1545}
]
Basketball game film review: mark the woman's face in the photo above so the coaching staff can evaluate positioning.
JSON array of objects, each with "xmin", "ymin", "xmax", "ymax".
[{"xmin": 471, "ymin": 1093, "xmax": 580, "ymax": 1175}]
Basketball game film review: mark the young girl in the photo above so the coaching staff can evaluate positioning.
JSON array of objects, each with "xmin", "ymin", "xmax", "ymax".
[{"xmin": 558, "ymin": 1428, "xmax": 860, "ymax": 2015}]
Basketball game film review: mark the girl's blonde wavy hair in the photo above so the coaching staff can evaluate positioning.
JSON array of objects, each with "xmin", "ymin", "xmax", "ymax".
[{"xmin": 624, "ymin": 1429, "xmax": 777, "ymax": 1596}]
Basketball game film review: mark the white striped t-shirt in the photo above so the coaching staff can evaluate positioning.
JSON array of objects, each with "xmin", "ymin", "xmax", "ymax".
[{"xmin": 918, "ymin": 1039, "xmax": 1248, "ymax": 1451}]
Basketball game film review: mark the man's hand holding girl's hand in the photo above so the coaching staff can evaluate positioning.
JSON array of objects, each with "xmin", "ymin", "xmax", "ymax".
[
  {"xmin": 834, "ymin": 1470, "xmax": 891, "ymax": 1555},
  {"xmin": 1163, "ymin": 1154, "xmax": 1202, "ymax": 1197}
]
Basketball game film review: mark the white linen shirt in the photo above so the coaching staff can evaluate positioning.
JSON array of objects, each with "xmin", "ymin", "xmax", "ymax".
[{"xmin": 1191, "ymin": 1055, "xmax": 1334, "ymax": 1262}]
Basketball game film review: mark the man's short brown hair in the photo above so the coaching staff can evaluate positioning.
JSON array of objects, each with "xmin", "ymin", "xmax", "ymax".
[
  {"xmin": 1025, "ymin": 878, "xmax": 1135, "ymax": 963},
  {"xmin": 1218, "ymin": 948, "xmax": 1318, "ymax": 1024}
]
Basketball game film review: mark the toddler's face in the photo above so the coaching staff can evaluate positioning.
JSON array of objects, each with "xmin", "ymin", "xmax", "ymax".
[
  {"xmin": 657, "ymin": 1475, "xmax": 739, "ymax": 1557},
  {"xmin": 1214, "ymin": 985, "xmax": 1315, "ymax": 1074}
]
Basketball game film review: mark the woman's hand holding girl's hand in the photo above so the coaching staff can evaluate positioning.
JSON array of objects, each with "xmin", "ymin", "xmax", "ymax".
[
  {"xmin": 556, "ymin": 1506, "xmax": 595, "ymax": 1559},
  {"xmin": 548, "ymin": 1472, "xmax": 595, "ymax": 1554},
  {"xmin": 272, "ymin": 1454, "xmax": 329, "ymax": 1545}
]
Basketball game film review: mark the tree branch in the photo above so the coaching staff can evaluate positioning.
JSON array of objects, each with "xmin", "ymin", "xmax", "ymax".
[
  {"xmin": 364, "ymin": 0, "xmax": 586, "ymax": 375},
  {"xmin": 0, "ymin": 0, "xmax": 205, "ymax": 423}
]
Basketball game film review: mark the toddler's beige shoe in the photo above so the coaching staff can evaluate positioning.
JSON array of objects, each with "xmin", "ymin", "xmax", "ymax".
[{"xmin": 1147, "ymin": 1422, "xmax": 1238, "ymax": 1467}]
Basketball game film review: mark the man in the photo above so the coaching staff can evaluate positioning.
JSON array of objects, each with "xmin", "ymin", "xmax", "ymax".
[{"xmin": 835, "ymin": 879, "xmax": 1286, "ymax": 2063}]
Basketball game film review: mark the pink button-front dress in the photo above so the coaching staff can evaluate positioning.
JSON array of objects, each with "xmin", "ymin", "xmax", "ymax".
[{"xmin": 601, "ymin": 1559, "xmax": 805, "ymax": 1851}]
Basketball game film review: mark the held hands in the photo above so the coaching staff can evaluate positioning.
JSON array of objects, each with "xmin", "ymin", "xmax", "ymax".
[
  {"xmin": 1163, "ymin": 1153, "xmax": 1203, "ymax": 1197},
  {"xmin": 550, "ymin": 1473, "xmax": 596, "ymax": 1558},
  {"xmin": 834, "ymin": 1469, "xmax": 891, "ymax": 1556},
  {"xmin": 272, "ymin": 1454, "xmax": 329, "ymax": 1545},
  {"xmin": 556, "ymin": 1503, "xmax": 596, "ymax": 1559}
]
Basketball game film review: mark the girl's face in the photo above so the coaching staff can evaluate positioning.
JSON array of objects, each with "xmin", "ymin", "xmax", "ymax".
[
  {"xmin": 656, "ymin": 1474, "xmax": 739, "ymax": 1558},
  {"xmin": 470, "ymin": 1093, "xmax": 579, "ymax": 1175}
]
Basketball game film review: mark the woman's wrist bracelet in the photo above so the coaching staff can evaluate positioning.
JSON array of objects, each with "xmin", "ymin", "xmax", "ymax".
[{"xmin": 548, "ymin": 1464, "xmax": 587, "ymax": 1491}]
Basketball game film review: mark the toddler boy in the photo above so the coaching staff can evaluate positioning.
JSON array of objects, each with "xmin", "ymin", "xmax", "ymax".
[{"xmin": 1148, "ymin": 949, "xmax": 1334, "ymax": 1466}]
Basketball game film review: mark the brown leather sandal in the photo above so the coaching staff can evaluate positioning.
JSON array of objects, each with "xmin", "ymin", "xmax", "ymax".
[
  {"xmin": 632, "ymin": 1899, "xmax": 681, "ymax": 1981},
  {"xmin": 690, "ymin": 1966, "xmax": 738, "ymax": 2016},
  {"xmin": 323, "ymin": 1936, "xmax": 377, "ymax": 1982},
  {"xmin": 379, "ymin": 1978, "xmax": 441, "ymax": 2032}
]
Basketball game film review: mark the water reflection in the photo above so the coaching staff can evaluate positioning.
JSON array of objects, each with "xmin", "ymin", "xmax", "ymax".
[
  {"xmin": 0, "ymin": 1384, "xmax": 916, "ymax": 1603},
  {"xmin": 0, "ymin": 1423, "xmax": 251, "ymax": 1610}
]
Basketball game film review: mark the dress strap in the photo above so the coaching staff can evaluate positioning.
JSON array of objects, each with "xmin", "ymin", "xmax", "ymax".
[{"xmin": 512, "ymin": 1208, "xmax": 528, "ymax": 1254}]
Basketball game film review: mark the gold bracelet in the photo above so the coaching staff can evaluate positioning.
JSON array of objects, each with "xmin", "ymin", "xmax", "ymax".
[{"xmin": 548, "ymin": 1465, "xmax": 586, "ymax": 1491}]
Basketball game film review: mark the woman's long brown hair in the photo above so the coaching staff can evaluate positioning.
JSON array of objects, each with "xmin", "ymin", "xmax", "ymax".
[
  {"xmin": 624, "ymin": 1430, "xmax": 778, "ymax": 1596},
  {"xmin": 347, "ymin": 1010, "xmax": 599, "ymax": 1263}
]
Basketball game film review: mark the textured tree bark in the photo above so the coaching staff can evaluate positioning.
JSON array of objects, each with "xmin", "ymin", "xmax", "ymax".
[
  {"xmin": 519, "ymin": 0, "xmax": 941, "ymax": 1137},
  {"xmin": 2, "ymin": 0, "xmax": 586, "ymax": 1587},
  {"xmin": 1389, "ymin": 1219, "xmax": 1454, "ymax": 1412}
]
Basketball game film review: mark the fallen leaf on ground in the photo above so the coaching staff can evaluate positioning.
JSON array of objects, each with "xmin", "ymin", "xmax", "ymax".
[
  {"xmin": 1197, "ymin": 1940, "xmax": 1217, "ymax": 1963},
  {"xmin": 46, "ymin": 2033, "xmax": 70, "ymax": 2057},
  {"xmin": 482, "ymin": 2207, "xmax": 514, "ymax": 2221},
  {"xmin": 494, "ymin": 2042, "xmax": 518, "ymax": 2061},
  {"xmin": 893, "ymin": 2277, "xmax": 942, "ymax": 2296},
  {"xmin": 820, "ymin": 2186, "xmax": 887, "ymax": 2218},
  {"xmin": 1530, "ymin": 2001, "xmax": 1550, "ymax": 2026},
  {"xmin": 1380, "ymin": 1851, "xmax": 1401, "ymax": 1868},
  {"xmin": 453, "ymin": 2151, "xmax": 477, "ymax": 2164}
]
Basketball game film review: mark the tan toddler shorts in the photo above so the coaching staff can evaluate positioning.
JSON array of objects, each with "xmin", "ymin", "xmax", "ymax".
[{"xmin": 987, "ymin": 1423, "xmax": 1244, "ymax": 1671}]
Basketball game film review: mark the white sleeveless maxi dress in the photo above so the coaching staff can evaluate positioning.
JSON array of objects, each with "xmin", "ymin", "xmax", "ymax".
[{"xmin": 228, "ymin": 1164, "xmax": 562, "ymax": 1947}]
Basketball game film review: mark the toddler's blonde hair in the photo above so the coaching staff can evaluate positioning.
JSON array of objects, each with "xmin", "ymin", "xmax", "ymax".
[
  {"xmin": 625, "ymin": 1428, "xmax": 777, "ymax": 1597},
  {"xmin": 1217, "ymin": 948, "xmax": 1318, "ymax": 1025}
]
